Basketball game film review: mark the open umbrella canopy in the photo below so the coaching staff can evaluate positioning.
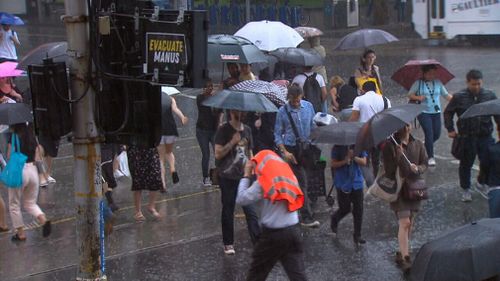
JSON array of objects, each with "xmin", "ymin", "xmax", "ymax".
[
  {"xmin": 0, "ymin": 61, "xmax": 24, "ymax": 78},
  {"xmin": 230, "ymin": 80, "xmax": 287, "ymax": 106},
  {"xmin": 0, "ymin": 103, "xmax": 33, "ymax": 125},
  {"xmin": 410, "ymin": 218, "xmax": 500, "ymax": 281},
  {"xmin": 202, "ymin": 89, "xmax": 278, "ymax": 112},
  {"xmin": 270, "ymin": 47, "xmax": 324, "ymax": 67},
  {"xmin": 234, "ymin": 20, "xmax": 304, "ymax": 52},
  {"xmin": 311, "ymin": 122, "xmax": 364, "ymax": 145},
  {"xmin": 391, "ymin": 59, "xmax": 455, "ymax": 91},
  {"xmin": 207, "ymin": 34, "xmax": 267, "ymax": 65},
  {"xmin": 459, "ymin": 99, "xmax": 500, "ymax": 119},
  {"xmin": 0, "ymin": 12, "xmax": 24, "ymax": 25},
  {"xmin": 355, "ymin": 104, "xmax": 425, "ymax": 154},
  {"xmin": 18, "ymin": 41, "xmax": 68, "ymax": 69},
  {"xmin": 334, "ymin": 28, "xmax": 398, "ymax": 50},
  {"xmin": 294, "ymin": 26, "xmax": 323, "ymax": 38}
]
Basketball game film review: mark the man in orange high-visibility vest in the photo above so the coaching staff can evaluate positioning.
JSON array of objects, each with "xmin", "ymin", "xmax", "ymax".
[{"xmin": 236, "ymin": 150, "xmax": 307, "ymax": 281}]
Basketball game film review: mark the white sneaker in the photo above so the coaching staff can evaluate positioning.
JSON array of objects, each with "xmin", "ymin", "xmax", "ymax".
[
  {"xmin": 461, "ymin": 190, "xmax": 472, "ymax": 202},
  {"xmin": 202, "ymin": 177, "xmax": 212, "ymax": 187},
  {"xmin": 48, "ymin": 176, "xmax": 56, "ymax": 184},
  {"xmin": 223, "ymin": 245, "xmax": 235, "ymax": 255},
  {"xmin": 428, "ymin": 158, "xmax": 436, "ymax": 166},
  {"xmin": 301, "ymin": 220, "xmax": 321, "ymax": 228}
]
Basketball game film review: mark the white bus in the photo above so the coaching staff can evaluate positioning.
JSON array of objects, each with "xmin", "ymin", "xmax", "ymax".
[{"xmin": 412, "ymin": 0, "xmax": 500, "ymax": 39}]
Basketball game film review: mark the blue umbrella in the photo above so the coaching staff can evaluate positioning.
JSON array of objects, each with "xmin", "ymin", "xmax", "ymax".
[{"xmin": 0, "ymin": 13, "xmax": 25, "ymax": 26}]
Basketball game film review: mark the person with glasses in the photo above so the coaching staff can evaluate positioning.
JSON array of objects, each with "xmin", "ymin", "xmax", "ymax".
[{"xmin": 408, "ymin": 64, "xmax": 452, "ymax": 166}]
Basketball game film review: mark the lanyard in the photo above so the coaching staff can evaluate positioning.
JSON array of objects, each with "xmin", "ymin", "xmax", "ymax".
[{"xmin": 424, "ymin": 80, "xmax": 436, "ymax": 103}]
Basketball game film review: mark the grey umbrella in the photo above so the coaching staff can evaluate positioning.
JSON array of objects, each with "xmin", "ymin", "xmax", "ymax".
[
  {"xmin": 270, "ymin": 47, "xmax": 324, "ymax": 67},
  {"xmin": 460, "ymin": 99, "xmax": 500, "ymax": 119},
  {"xmin": 311, "ymin": 122, "xmax": 364, "ymax": 145},
  {"xmin": 0, "ymin": 103, "xmax": 33, "ymax": 125},
  {"xmin": 410, "ymin": 218, "xmax": 500, "ymax": 281},
  {"xmin": 354, "ymin": 104, "xmax": 425, "ymax": 154},
  {"xmin": 202, "ymin": 89, "xmax": 278, "ymax": 112},
  {"xmin": 334, "ymin": 29, "xmax": 399, "ymax": 50},
  {"xmin": 18, "ymin": 41, "xmax": 68, "ymax": 69},
  {"xmin": 207, "ymin": 34, "xmax": 268, "ymax": 65}
]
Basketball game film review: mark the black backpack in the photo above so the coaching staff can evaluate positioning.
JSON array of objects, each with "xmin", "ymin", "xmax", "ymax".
[{"xmin": 302, "ymin": 73, "xmax": 323, "ymax": 112}]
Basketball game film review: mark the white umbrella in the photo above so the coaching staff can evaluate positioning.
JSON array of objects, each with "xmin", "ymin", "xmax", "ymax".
[{"xmin": 234, "ymin": 20, "xmax": 304, "ymax": 52}]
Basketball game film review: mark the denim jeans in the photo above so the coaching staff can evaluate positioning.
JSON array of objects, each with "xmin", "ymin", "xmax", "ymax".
[
  {"xmin": 417, "ymin": 112, "xmax": 441, "ymax": 158},
  {"xmin": 459, "ymin": 136, "xmax": 495, "ymax": 190},
  {"xmin": 195, "ymin": 128, "xmax": 215, "ymax": 178},
  {"xmin": 219, "ymin": 177, "xmax": 260, "ymax": 245},
  {"xmin": 488, "ymin": 189, "xmax": 500, "ymax": 218}
]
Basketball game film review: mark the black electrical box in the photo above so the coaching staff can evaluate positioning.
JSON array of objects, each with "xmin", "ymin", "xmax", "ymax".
[{"xmin": 28, "ymin": 60, "xmax": 72, "ymax": 139}]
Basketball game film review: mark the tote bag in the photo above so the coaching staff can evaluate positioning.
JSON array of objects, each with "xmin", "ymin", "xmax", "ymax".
[
  {"xmin": 367, "ymin": 165, "xmax": 402, "ymax": 203},
  {"xmin": 0, "ymin": 134, "xmax": 27, "ymax": 188}
]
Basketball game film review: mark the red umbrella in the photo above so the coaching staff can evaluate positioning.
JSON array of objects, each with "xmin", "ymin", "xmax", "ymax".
[{"xmin": 391, "ymin": 59, "xmax": 455, "ymax": 91}]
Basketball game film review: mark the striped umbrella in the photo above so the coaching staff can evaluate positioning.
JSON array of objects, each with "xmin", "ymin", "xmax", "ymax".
[{"xmin": 230, "ymin": 80, "xmax": 287, "ymax": 106}]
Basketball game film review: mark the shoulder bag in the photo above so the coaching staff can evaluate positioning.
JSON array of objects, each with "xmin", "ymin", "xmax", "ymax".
[
  {"xmin": 367, "ymin": 165, "xmax": 402, "ymax": 203},
  {"xmin": 0, "ymin": 134, "xmax": 27, "ymax": 188},
  {"xmin": 402, "ymin": 178, "xmax": 428, "ymax": 201}
]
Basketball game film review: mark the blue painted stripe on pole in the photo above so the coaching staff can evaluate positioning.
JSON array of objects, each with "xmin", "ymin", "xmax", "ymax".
[{"xmin": 99, "ymin": 200, "xmax": 106, "ymax": 275}]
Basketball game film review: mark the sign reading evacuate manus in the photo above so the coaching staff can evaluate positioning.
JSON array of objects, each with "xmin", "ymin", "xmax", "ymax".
[{"xmin": 146, "ymin": 32, "xmax": 188, "ymax": 73}]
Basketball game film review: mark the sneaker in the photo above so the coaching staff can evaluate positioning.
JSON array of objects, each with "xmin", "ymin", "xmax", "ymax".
[
  {"xmin": 353, "ymin": 235, "xmax": 366, "ymax": 245},
  {"xmin": 301, "ymin": 219, "xmax": 320, "ymax": 228},
  {"xmin": 473, "ymin": 182, "xmax": 489, "ymax": 199},
  {"xmin": 428, "ymin": 158, "xmax": 436, "ymax": 166},
  {"xmin": 202, "ymin": 177, "xmax": 212, "ymax": 187},
  {"xmin": 223, "ymin": 245, "xmax": 235, "ymax": 255},
  {"xmin": 48, "ymin": 176, "xmax": 56, "ymax": 184},
  {"xmin": 461, "ymin": 190, "xmax": 472, "ymax": 202}
]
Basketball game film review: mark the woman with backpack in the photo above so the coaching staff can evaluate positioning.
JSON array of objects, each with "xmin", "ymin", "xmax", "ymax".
[
  {"xmin": 382, "ymin": 124, "xmax": 428, "ymax": 273},
  {"xmin": 7, "ymin": 123, "xmax": 51, "ymax": 241}
]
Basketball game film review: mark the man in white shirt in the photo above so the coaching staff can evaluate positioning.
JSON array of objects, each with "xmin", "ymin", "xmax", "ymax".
[
  {"xmin": 0, "ymin": 24, "xmax": 20, "ymax": 62},
  {"xmin": 349, "ymin": 80, "xmax": 391, "ymax": 179},
  {"xmin": 349, "ymin": 81, "xmax": 391, "ymax": 122},
  {"xmin": 292, "ymin": 66, "xmax": 327, "ymax": 113}
]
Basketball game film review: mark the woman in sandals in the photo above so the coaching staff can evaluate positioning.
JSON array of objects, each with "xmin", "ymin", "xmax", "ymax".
[
  {"xmin": 127, "ymin": 145, "xmax": 162, "ymax": 222},
  {"xmin": 382, "ymin": 124, "xmax": 428, "ymax": 273},
  {"xmin": 7, "ymin": 123, "xmax": 51, "ymax": 241}
]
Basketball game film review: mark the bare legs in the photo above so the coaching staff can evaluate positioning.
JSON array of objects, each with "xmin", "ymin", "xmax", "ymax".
[
  {"xmin": 157, "ymin": 143, "xmax": 177, "ymax": 190},
  {"xmin": 133, "ymin": 190, "xmax": 160, "ymax": 221},
  {"xmin": 0, "ymin": 194, "xmax": 8, "ymax": 230},
  {"xmin": 397, "ymin": 217, "xmax": 412, "ymax": 257}
]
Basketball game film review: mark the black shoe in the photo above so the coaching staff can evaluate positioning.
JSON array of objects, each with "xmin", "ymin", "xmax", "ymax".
[
  {"xmin": 172, "ymin": 172, "xmax": 179, "ymax": 184},
  {"xmin": 353, "ymin": 235, "xmax": 366, "ymax": 245},
  {"xmin": 401, "ymin": 256, "xmax": 412, "ymax": 274},
  {"xmin": 42, "ymin": 221, "xmax": 51, "ymax": 237}
]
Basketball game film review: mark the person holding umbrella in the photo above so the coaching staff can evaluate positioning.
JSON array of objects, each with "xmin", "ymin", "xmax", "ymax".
[
  {"xmin": 382, "ymin": 123, "xmax": 428, "ymax": 273},
  {"xmin": 408, "ymin": 64, "xmax": 452, "ymax": 166},
  {"xmin": 444, "ymin": 69, "xmax": 500, "ymax": 202}
]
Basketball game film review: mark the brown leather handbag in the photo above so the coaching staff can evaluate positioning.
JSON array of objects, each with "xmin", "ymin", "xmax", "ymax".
[{"xmin": 402, "ymin": 178, "xmax": 428, "ymax": 201}]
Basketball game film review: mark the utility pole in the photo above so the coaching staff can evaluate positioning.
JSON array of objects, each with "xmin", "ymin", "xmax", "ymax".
[{"xmin": 62, "ymin": 1, "xmax": 105, "ymax": 280}]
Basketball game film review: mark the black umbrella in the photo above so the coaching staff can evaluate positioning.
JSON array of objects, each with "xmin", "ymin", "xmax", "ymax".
[
  {"xmin": 410, "ymin": 218, "xmax": 500, "ymax": 281},
  {"xmin": 0, "ymin": 103, "xmax": 33, "ymax": 125},
  {"xmin": 270, "ymin": 47, "xmax": 324, "ymax": 67},
  {"xmin": 18, "ymin": 41, "xmax": 68, "ymax": 69},
  {"xmin": 354, "ymin": 104, "xmax": 425, "ymax": 154},
  {"xmin": 207, "ymin": 34, "xmax": 268, "ymax": 65},
  {"xmin": 202, "ymin": 89, "xmax": 278, "ymax": 112},
  {"xmin": 334, "ymin": 29, "xmax": 399, "ymax": 50},
  {"xmin": 460, "ymin": 99, "xmax": 500, "ymax": 119},
  {"xmin": 311, "ymin": 122, "xmax": 364, "ymax": 145}
]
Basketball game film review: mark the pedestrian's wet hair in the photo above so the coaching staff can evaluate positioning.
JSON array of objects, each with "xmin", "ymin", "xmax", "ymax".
[
  {"xmin": 287, "ymin": 83, "xmax": 303, "ymax": 99},
  {"xmin": 362, "ymin": 81, "xmax": 377, "ymax": 92},
  {"xmin": 421, "ymin": 64, "xmax": 437, "ymax": 73},
  {"xmin": 360, "ymin": 49, "xmax": 376, "ymax": 66},
  {"xmin": 466, "ymin": 69, "xmax": 483, "ymax": 81},
  {"xmin": 330, "ymin": 76, "xmax": 344, "ymax": 87}
]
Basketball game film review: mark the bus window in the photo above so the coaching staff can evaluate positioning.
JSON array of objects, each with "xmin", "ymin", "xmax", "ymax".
[{"xmin": 439, "ymin": 0, "xmax": 445, "ymax": 18}]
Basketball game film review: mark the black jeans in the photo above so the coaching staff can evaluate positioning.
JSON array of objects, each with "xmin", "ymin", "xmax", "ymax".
[
  {"xmin": 195, "ymin": 128, "xmax": 215, "ymax": 178},
  {"xmin": 330, "ymin": 189, "xmax": 364, "ymax": 238},
  {"xmin": 459, "ymin": 136, "xmax": 495, "ymax": 190},
  {"xmin": 219, "ymin": 177, "xmax": 260, "ymax": 245},
  {"xmin": 247, "ymin": 225, "xmax": 307, "ymax": 281},
  {"xmin": 285, "ymin": 145, "xmax": 315, "ymax": 221}
]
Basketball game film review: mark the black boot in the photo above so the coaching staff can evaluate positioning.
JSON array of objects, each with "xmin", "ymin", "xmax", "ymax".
[
  {"xmin": 105, "ymin": 191, "xmax": 119, "ymax": 212},
  {"xmin": 353, "ymin": 235, "xmax": 366, "ymax": 245}
]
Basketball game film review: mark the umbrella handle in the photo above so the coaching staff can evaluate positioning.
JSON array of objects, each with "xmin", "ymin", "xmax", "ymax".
[{"xmin": 390, "ymin": 135, "xmax": 412, "ymax": 165}]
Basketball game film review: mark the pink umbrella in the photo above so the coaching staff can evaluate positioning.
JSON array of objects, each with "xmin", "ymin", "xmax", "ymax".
[
  {"xmin": 0, "ymin": 61, "xmax": 24, "ymax": 78},
  {"xmin": 391, "ymin": 59, "xmax": 455, "ymax": 91}
]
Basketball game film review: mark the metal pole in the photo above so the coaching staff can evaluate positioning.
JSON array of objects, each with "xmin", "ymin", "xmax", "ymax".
[
  {"xmin": 245, "ymin": 0, "xmax": 250, "ymax": 23},
  {"xmin": 62, "ymin": 1, "xmax": 105, "ymax": 280}
]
